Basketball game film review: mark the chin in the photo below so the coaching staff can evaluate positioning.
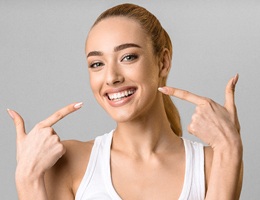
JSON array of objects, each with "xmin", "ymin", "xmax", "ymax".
[{"xmin": 106, "ymin": 109, "xmax": 135, "ymax": 123}]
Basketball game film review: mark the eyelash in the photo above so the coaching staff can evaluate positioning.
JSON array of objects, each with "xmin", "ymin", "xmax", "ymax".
[
  {"xmin": 89, "ymin": 62, "xmax": 104, "ymax": 68},
  {"xmin": 121, "ymin": 54, "xmax": 138, "ymax": 62}
]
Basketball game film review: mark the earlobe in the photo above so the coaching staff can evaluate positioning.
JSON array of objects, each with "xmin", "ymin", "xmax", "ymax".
[{"xmin": 159, "ymin": 48, "xmax": 171, "ymax": 77}]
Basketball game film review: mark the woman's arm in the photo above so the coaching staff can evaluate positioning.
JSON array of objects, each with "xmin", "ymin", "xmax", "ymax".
[
  {"xmin": 8, "ymin": 103, "xmax": 83, "ymax": 200},
  {"xmin": 206, "ymin": 147, "xmax": 242, "ymax": 200},
  {"xmin": 205, "ymin": 146, "xmax": 243, "ymax": 200},
  {"xmin": 15, "ymin": 173, "xmax": 48, "ymax": 200},
  {"xmin": 204, "ymin": 74, "xmax": 243, "ymax": 200},
  {"xmin": 159, "ymin": 74, "xmax": 243, "ymax": 199}
]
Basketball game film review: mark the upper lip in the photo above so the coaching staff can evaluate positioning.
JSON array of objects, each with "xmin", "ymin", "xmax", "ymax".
[{"xmin": 103, "ymin": 86, "xmax": 137, "ymax": 96}]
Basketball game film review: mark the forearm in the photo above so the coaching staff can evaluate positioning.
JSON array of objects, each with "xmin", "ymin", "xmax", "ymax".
[
  {"xmin": 205, "ymin": 144, "xmax": 243, "ymax": 200},
  {"xmin": 16, "ymin": 170, "xmax": 48, "ymax": 200}
]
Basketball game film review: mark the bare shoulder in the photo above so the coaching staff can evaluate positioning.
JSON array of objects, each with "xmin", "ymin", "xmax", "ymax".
[
  {"xmin": 62, "ymin": 139, "xmax": 94, "ymax": 192},
  {"xmin": 204, "ymin": 146, "xmax": 213, "ymax": 191},
  {"xmin": 62, "ymin": 139, "xmax": 94, "ymax": 166},
  {"xmin": 45, "ymin": 139, "xmax": 94, "ymax": 200}
]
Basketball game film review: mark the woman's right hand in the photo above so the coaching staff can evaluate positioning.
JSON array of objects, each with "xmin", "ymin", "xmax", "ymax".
[{"xmin": 8, "ymin": 102, "xmax": 83, "ymax": 182}]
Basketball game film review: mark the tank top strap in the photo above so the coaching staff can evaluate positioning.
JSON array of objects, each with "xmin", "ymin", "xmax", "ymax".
[
  {"xmin": 75, "ymin": 130, "xmax": 120, "ymax": 200},
  {"xmin": 178, "ymin": 138, "xmax": 205, "ymax": 200},
  {"xmin": 75, "ymin": 134, "xmax": 103, "ymax": 200}
]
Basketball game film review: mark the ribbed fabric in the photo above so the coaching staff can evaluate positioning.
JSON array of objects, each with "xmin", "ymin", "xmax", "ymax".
[{"xmin": 75, "ymin": 130, "xmax": 205, "ymax": 200}]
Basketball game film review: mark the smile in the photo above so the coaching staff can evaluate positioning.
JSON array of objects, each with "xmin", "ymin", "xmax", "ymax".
[{"xmin": 107, "ymin": 89, "xmax": 136, "ymax": 101}]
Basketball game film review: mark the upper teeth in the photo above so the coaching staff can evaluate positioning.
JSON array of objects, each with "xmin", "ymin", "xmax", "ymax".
[{"xmin": 107, "ymin": 89, "xmax": 135, "ymax": 100}]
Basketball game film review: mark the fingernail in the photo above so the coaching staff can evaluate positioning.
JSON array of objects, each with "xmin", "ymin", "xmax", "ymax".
[
  {"xmin": 7, "ymin": 109, "xmax": 14, "ymax": 119},
  {"xmin": 158, "ymin": 87, "xmax": 167, "ymax": 93},
  {"xmin": 232, "ymin": 73, "xmax": 239, "ymax": 85},
  {"xmin": 74, "ymin": 102, "xmax": 83, "ymax": 109}
]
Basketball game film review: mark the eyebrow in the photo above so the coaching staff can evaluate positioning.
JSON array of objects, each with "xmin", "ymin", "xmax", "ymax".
[
  {"xmin": 86, "ymin": 51, "xmax": 103, "ymax": 58},
  {"xmin": 86, "ymin": 43, "xmax": 141, "ymax": 58},
  {"xmin": 114, "ymin": 43, "xmax": 141, "ymax": 52}
]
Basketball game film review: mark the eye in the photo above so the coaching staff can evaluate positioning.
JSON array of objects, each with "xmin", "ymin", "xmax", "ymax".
[
  {"xmin": 121, "ymin": 54, "xmax": 138, "ymax": 62},
  {"xmin": 89, "ymin": 62, "xmax": 104, "ymax": 69}
]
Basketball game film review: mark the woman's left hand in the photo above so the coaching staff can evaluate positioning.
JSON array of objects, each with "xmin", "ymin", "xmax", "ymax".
[
  {"xmin": 160, "ymin": 75, "xmax": 243, "ymax": 199},
  {"xmin": 158, "ymin": 74, "xmax": 241, "ymax": 151}
]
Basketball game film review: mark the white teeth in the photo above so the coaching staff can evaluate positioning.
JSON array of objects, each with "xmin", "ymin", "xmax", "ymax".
[{"xmin": 107, "ymin": 89, "xmax": 135, "ymax": 101}]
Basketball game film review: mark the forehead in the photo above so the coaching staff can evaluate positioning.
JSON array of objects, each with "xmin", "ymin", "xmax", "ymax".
[{"xmin": 86, "ymin": 17, "xmax": 151, "ymax": 53}]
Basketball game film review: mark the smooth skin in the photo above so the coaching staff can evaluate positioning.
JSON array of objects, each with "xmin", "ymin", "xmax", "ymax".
[{"xmin": 9, "ymin": 17, "xmax": 243, "ymax": 200}]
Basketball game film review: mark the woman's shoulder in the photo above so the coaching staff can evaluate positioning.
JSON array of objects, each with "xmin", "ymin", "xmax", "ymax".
[
  {"xmin": 60, "ymin": 139, "xmax": 95, "ymax": 166},
  {"xmin": 44, "ymin": 138, "xmax": 95, "ymax": 198},
  {"xmin": 62, "ymin": 139, "xmax": 94, "ymax": 160},
  {"xmin": 61, "ymin": 130, "xmax": 113, "ymax": 171},
  {"xmin": 62, "ymin": 139, "xmax": 95, "ymax": 193}
]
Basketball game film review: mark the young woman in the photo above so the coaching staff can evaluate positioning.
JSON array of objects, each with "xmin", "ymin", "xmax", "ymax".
[{"xmin": 8, "ymin": 3, "xmax": 243, "ymax": 200}]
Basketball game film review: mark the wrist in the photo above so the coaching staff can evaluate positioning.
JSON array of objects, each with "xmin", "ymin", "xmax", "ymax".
[
  {"xmin": 15, "ymin": 170, "xmax": 47, "ymax": 200},
  {"xmin": 16, "ymin": 164, "xmax": 45, "ymax": 187},
  {"xmin": 212, "ymin": 132, "xmax": 243, "ymax": 154},
  {"xmin": 212, "ymin": 142, "xmax": 243, "ymax": 166}
]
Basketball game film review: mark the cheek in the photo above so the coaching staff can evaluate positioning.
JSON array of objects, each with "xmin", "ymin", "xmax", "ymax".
[
  {"xmin": 140, "ymin": 64, "xmax": 160, "ymax": 86},
  {"xmin": 89, "ymin": 73, "xmax": 102, "ymax": 98},
  {"xmin": 135, "ymin": 56, "xmax": 159, "ymax": 78},
  {"xmin": 89, "ymin": 75, "xmax": 96, "ymax": 92}
]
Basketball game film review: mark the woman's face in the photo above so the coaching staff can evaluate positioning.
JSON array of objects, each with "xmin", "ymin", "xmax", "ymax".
[{"xmin": 86, "ymin": 17, "xmax": 164, "ymax": 122}]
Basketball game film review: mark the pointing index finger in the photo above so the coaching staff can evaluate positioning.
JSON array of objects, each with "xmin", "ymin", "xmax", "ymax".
[
  {"xmin": 38, "ymin": 102, "xmax": 83, "ymax": 128},
  {"xmin": 158, "ymin": 87, "xmax": 205, "ymax": 105}
]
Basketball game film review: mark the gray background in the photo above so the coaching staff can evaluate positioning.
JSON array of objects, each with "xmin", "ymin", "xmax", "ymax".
[{"xmin": 1, "ymin": 0, "xmax": 259, "ymax": 199}]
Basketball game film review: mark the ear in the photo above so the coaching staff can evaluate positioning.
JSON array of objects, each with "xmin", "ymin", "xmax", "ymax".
[{"xmin": 159, "ymin": 48, "xmax": 171, "ymax": 77}]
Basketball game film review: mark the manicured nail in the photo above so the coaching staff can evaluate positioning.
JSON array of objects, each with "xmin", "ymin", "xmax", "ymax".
[
  {"xmin": 158, "ymin": 87, "xmax": 168, "ymax": 93},
  {"xmin": 74, "ymin": 102, "xmax": 83, "ymax": 109},
  {"xmin": 7, "ymin": 109, "xmax": 14, "ymax": 119},
  {"xmin": 232, "ymin": 73, "xmax": 239, "ymax": 85}
]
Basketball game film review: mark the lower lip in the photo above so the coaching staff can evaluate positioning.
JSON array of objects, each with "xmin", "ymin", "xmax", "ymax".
[{"xmin": 106, "ymin": 92, "xmax": 135, "ymax": 107}]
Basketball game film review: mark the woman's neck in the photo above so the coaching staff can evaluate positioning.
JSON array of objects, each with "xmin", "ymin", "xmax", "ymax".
[{"xmin": 112, "ymin": 104, "xmax": 180, "ymax": 159}]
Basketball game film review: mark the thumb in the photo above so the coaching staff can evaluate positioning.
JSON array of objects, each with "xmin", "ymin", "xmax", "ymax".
[
  {"xmin": 7, "ymin": 109, "xmax": 26, "ymax": 142},
  {"xmin": 224, "ymin": 74, "xmax": 239, "ymax": 113}
]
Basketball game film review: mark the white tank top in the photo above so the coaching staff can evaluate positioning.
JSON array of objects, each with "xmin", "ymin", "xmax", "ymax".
[{"xmin": 75, "ymin": 130, "xmax": 205, "ymax": 200}]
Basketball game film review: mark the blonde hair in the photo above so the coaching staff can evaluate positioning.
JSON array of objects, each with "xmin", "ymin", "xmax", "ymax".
[{"xmin": 92, "ymin": 3, "xmax": 182, "ymax": 136}]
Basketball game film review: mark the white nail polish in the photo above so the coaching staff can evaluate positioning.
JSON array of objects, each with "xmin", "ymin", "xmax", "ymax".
[
  {"xmin": 158, "ymin": 87, "xmax": 167, "ymax": 93},
  {"xmin": 74, "ymin": 102, "xmax": 83, "ymax": 109}
]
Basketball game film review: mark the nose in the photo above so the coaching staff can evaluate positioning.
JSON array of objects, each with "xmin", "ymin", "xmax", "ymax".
[{"xmin": 105, "ymin": 63, "xmax": 124, "ymax": 86}]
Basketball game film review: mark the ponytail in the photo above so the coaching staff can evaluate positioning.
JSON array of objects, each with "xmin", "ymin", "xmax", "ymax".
[
  {"xmin": 162, "ymin": 29, "xmax": 182, "ymax": 136},
  {"xmin": 163, "ymin": 91, "xmax": 182, "ymax": 137}
]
